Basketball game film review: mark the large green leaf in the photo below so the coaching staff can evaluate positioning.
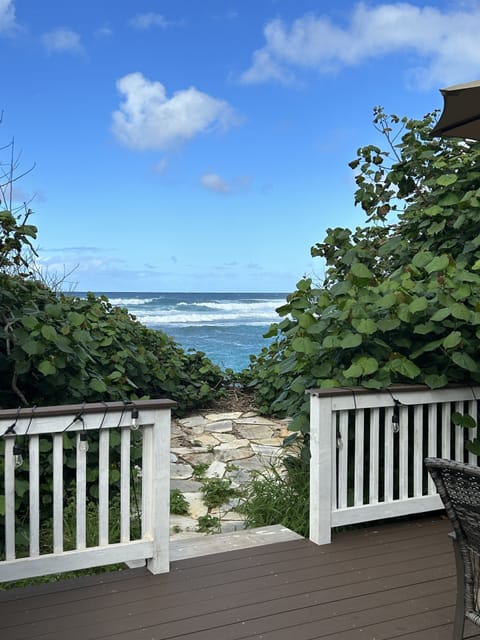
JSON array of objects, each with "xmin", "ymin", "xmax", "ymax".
[
  {"xmin": 89, "ymin": 378, "xmax": 108, "ymax": 393},
  {"xmin": 443, "ymin": 331, "xmax": 462, "ymax": 349},
  {"xmin": 344, "ymin": 363, "xmax": 363, "ymax": 378},
  {"xmin": 20, "ymin": 338, "xmax": 42, "ymax": 355},
  {"xmin": 431, "ymin": 308, "xmax": 451, "ymax": 322},
  {"xmin": 425, "ymin": 255, "xmax": 450, "ymax": 273},
  {"xmin": 451, "ymin": 351, "xmax": 478, "ymax": 372},
  {"xmin": 340, "ymin": 333, "xmax": 362, "ymax": 348},
  {"xmin": 351, "ymin": 262, "xmax": 373, "ymax": 279},
  {"xmin": 436, "ymin": 174, "xmax": 458, "ymax": 186},
  {"xmin": 451, "ymin": 303, "xmax": 471, "ymax": 321},
  {"xmin": 351, "ymin": 318, "xmax": 377, "ymax": 334},
  {"xmin": 41, "ymin": 325, "xmax": 58, "ymax": 341},
  {"xmin": 408, "ymin": 297, "xmax": 428, "ymax": 313},
  {"xmin": 424, "ymin": 374, "xmax": 448, "ymax": 389},
  {"xmin": 38, "ymin": 360, "xmax": 56, "ymax": 376},
  {"xmin": 377, "ymin": 318, "xmax": 400, "ymax": 331},
  {"xmin": 452, "ymin": 412, "xmax": 477, "ymax": 429},
  {"xmin": 388, "ymin": 358, "xmax": 421, "ymax": 379}
]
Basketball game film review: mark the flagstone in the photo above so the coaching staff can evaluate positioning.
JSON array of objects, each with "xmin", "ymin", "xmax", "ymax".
[
  {"xmin": 215, "ymin": 439, "xmax": 250, "ymax": 450},
  {"xmin": 234, "ymin": 416, "xmax": 279, "ymax": 425},
  {"xmin": 189, "ymin": 434, "xmax": 219, "ymax": 447},
  {"xmin": 171, "ymin": 478, "xmax": 203, "ymax": 492},
  {"xmin": 204, "ymin": 412, "xmax": 243, "ymax": 421},
  {"xmin": 251, "ymin": 444, "xmax": 285, "ymax": 459},
  {"xmin": 236, "ymin": 424, "xmax": 274, "ymax": 440},
  {"xmin": 217, "ymin": 447, "xmax": 254, "ymax": 462},
  {"xmin": 205, "ymin": 420, "xmax": 233, "ymax": 433},
  {"xmin": 205, "ymin": 460, "xmax": 227, "ymax": 478},
  {"xmin": 170, "ymin": 462, "xmax": 193, "ymax": 480},
  {"xmin": 183, "ymin": 493, "xmax": 208, "ymax": 518},
  {"xmin": 215, "ymin": 433, "xmax": 236, "ymax": 442},
  {"xmin": 178, "ymin": 415, "xmax": 208, "ymax": 428},
  {"xmin": 182, "ymin": 452, "xmax": 215, "ymax": 467},
  {"xmin": 252, "ymin": 437, "xmax": 284, "ymax": 447}
]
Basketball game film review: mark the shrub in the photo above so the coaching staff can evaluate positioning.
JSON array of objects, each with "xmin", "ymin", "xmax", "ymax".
[
  {"xmin": 170, "ymin": 489, "xmax": 189, "ymax": 515},
  {"xmin": 245, "ymin": 108, "xmax": 480, "ymax": 436},
  {"xmin": 238, "ymin": 455, "xmax": 309, "ymax": 537}
]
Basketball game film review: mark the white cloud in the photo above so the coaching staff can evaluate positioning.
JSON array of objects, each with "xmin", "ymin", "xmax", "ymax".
[
  {"xmin": 130, "ymin": 13, "xmax": 171, "ymax": 30},
  {"xmin": 154, "ymin": 158, "xmax": 168, "ymax": 174},
  {"xmin": 240, "ymin": 3, "xmax": 480, "ymax": 89},
  {"xmin": 42, "ymin": 28, "xmax": 83, "ymax": 54},
  {"xmin": 112, "ymin": 72, "xmax": 238, "ymax": 151},
  {"xmin": 0, "ymin": 0, "xmax": 17, "ymax": 33},
  {"xmin": 94, "ymin": 25, "xmax": 113, "ymax": 38},
  {"xmin": 200, "ymin": 173, "xmax": 230, "ymax": 194},
  {"xmin": 200, "ymin": 173, "xmax": 253, "ymax": 194}
]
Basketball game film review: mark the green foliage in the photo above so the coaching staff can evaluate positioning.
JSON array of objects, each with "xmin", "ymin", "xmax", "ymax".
[
  {"xmin": 170, "ymin": 489, "xmax": 189, "ymax": 515},
  {"xmin": 238, "ymin": 455, "xmax": 309, "ymax": 537},
  {"xmin": 192, "ymin": 462, "xmax": 209, "ymax": 480},
  {"xmin": 200, "ymin": 477, "xmax": 239, "ymax": 509},
  {"xmin": 0, "ymin": 277, "xmax": 226, "ymax": 413},
  {"xmin": 245, "ymin": 108, "xmax": 480, "ymax": 432},
  {"xmin": 196, "ymin": 514, "xmax": 221, "ymax": 533}
]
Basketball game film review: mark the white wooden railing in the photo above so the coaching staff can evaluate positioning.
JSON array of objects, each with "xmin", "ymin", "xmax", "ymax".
[
  {"xmin": 0, "ymin": 399, "xmax": 175, "ymax": 582},
  {"xmin": 309, "ymin": 385, "xmax": 480, "ymax": 545}
]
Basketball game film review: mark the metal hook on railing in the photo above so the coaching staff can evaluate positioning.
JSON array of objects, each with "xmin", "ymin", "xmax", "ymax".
[
  {"xmin": 392, "ymin": 400, "xmax": 400, "ymax": 434},
  {"xmin": 3, "ymin": 406, "xmax": 21, "ymax": 436},
  {"xmin": 336, "ymin": 429, "xmax": 343, "ymax": 449}
]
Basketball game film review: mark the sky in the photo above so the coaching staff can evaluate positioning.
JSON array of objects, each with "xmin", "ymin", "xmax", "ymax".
[{"xmin": 1, "ymin": 0, "xmax": 479, "ymax": 293}]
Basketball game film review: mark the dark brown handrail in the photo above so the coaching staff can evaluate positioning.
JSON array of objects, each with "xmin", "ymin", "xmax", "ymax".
[
  {"xmin": 307, "ymin": 383, "xmax": 479, "ymax": 398},
  {"xmin": 0, "ymin": 398, "xmax": 177, "ymax": 420}
]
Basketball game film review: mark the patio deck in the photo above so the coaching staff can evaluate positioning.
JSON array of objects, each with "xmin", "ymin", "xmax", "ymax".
[{"xmin": 1, "ymin": 514, "xmax": 478, "ymax": 640}]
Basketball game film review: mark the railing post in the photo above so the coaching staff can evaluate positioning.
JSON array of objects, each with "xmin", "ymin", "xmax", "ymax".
[
  {"xmin": 146, "ymin": 408, "xmax": 171, "ymax": 574},
  {"xmin": 309, "ymin": 392, "xmax": 334, "ymax": 545}
]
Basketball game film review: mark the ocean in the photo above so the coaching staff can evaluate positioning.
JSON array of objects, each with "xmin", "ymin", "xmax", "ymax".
[{"xmin": 90, "ymin": 292, "xmax": 287, "ymax": 371}]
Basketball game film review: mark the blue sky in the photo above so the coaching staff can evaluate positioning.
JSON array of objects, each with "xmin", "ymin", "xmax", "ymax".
[{"xmin": 1, "ymin": 0, "xmax": 479, "ymax": 292}]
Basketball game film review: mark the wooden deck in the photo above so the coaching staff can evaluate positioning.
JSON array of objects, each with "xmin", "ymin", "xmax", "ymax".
[{"xmin": 1, "ymin": 514, "xmax": 479, "ymax": 640}]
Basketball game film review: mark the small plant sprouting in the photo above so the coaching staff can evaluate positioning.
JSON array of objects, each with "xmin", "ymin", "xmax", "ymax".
[
  {"xmin": 201, "ymin": 477, "xmax": 239, "ymax": 510},
  {"xmin": 197, "ymin": 514, "xmax": 221, "ymax": 534},
  {"xmin": 192, "ymin": 462, "xmax": 209, "ymax": 480},
  {"xmin": 170, "ymin": 489, "xmax": 189, "ymax": 515}
]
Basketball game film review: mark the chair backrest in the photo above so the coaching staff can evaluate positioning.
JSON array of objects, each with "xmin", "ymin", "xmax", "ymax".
[{"xmin": 425, "ymin": 457, "xmax": 480, "ymax": 552}]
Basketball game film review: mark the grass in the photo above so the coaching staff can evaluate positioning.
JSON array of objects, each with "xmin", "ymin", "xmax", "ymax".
[{"xmin": 238, "ymin": 453, "xmax": 309, "ymax": 537}]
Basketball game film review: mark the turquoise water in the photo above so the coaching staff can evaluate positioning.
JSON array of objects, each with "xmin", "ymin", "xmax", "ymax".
[{"xmin": 89, "ymin": 292, "xmax": 287, "ymax": 371}]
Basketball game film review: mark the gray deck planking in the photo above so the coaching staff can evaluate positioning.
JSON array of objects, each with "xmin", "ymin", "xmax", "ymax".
[{"xmin": 1, "ymin": 515, "xmax": 479, "ymax": 640}]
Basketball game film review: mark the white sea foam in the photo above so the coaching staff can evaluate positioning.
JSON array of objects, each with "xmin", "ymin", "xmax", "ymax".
[
  {"xmin": 134, "ymin": 310, "xmax": 276, "ymax": 325},
  {"xmin": 109, "ymin": 297, "xmax": 155, "ymax": 306},
  {"xmin": 180, "ymin": 300, "xmax": 284, "ymax": 312}
]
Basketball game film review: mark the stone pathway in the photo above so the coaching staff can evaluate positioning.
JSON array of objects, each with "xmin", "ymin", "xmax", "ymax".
[{"xmin": 169, "ymin": 410, "xmax": 290, "ymax": 539}]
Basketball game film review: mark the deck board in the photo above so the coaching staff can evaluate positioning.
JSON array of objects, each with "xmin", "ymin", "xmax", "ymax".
[{"xmin": 2, "ymin": 514, "xmax": 479, "ymax": 640}]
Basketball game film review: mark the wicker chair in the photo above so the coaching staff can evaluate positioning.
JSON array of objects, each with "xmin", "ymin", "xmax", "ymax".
[{"xmin": 425, "ymin": 457, "xmax": 480, "ymax": 639}]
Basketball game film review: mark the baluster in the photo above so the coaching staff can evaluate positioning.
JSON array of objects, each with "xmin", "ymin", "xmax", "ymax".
[
  {"xmin": 29, "ymin": 435, "xmax": 40, "ymax": 557},
  {"xmin": 354, "ymin": 409, "xmax": 364, "ymax": 507},
  {"xmin": 52, "ymin": 433, "xmax": 63, "ymax": 554},
  {"xmin": 76, "ymin": 431, "xmax": 87, "ymax": 550},
  {"xmin": 369, "ymin": 408, "xmax": 379, "ymax": 504},
  {"xmin": 98, "ymin": 429, "xmax": 110, "ymax": 546},
  {"xmin": 120, "ymin": 427, "xmax": 131, "ymax": 543}
]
